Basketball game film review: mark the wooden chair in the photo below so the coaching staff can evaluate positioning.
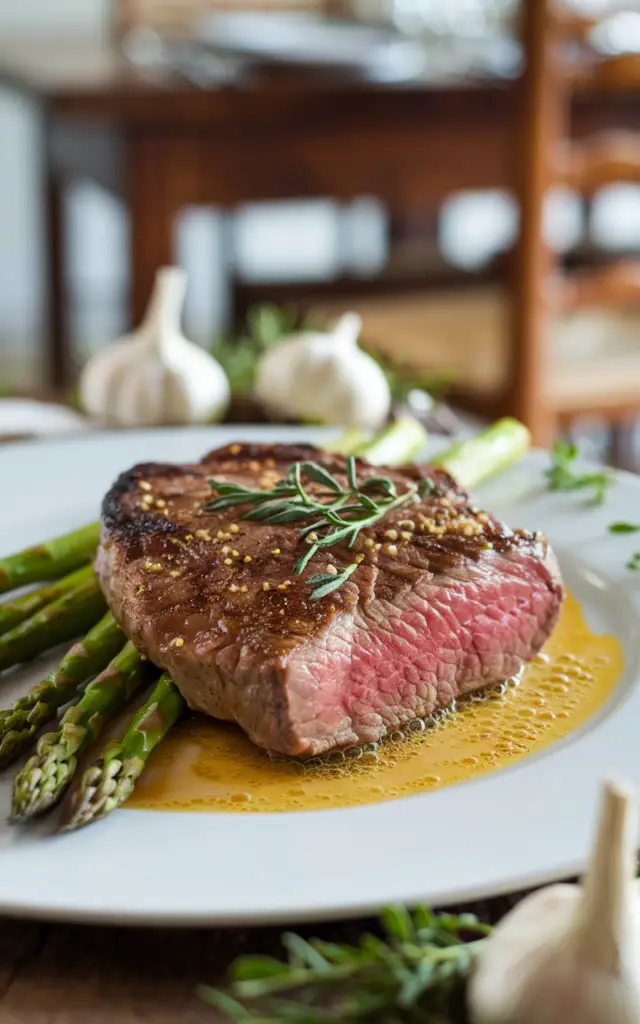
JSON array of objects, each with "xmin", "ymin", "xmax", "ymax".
[{"xmin": 310, "ymin": 0, "xmax": 640, "ymax": 452}]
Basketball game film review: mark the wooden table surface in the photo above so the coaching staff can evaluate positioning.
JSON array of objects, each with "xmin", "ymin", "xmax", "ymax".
[
  {"xmin": 1, "ymin": 896, "xmax": 525, "ymax": 1023},
  {"xmin": 1, "ymin": 915, "xmax": 249, "ymax": 1022}
]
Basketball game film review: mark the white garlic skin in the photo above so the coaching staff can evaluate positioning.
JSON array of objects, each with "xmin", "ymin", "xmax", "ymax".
[
  {"xmin": 254, "ymin": 312, "xmax": 391, "ymax": 430},
  {"xmin": 80, "ymin": 267, "xmax": 230, "ymax": 427},
  {"xmin": 470, "ymin": 885, "xmax": 640, "ymax": 1024},
  {"xmin": 469, "ymin": 779, "xmax": 640, "ymax": 1024}
]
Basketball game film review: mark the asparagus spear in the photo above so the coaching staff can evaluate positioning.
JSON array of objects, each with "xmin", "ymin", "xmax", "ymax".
[
  {"xmin": 0, "ymin": 612, "xmax": 126, "ymax": 768},
  {"xmin": 0, "ymin": 571, "xmax": 106, "ymax": 673},
  {"xmin": 0, "ymin": 564, "xmax": 93, "ymax": 638},
  {"xmin": 60, "ymin": 673, "xmax": 185, "ymax": 831},
  {"xmin": 0, "ymin": 522, "xmax": 100, "ymax": 595},
  {"xmin": 327, "ymin": 416, "xmax": 530, "ymax": 486},
  {"xmin": 432, "ymin": 417, "xmax": 531, "ymax": 491},
  {"xmin": 351, "ymin": 416, "xmax": 429, "ymax": 465},
  {"xmin": 11, "ymin": 642, "xmax": 149, "ymax": 820}
]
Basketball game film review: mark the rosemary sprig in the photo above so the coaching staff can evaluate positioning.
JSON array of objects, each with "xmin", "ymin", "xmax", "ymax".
[
  {"xmin": 205, "ymin": 461, "xmax": 434, "ymax": 599},
  {"xmin": 546, "ymin": 441, "xmax": 610, "ymax": 505},
  {"xmin": 200, "ymin": 905, "xmax": 491, "ymax": 1023}
]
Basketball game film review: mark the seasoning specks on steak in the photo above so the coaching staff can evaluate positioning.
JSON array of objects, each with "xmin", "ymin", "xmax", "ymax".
[{"xmin": 97, "ymin": 443, "xmax": 563, "ymax": 758}]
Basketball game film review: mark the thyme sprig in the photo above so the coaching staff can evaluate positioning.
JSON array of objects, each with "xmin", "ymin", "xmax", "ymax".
[
  {"xmin": 200, "ymin": 905, "xmax": 491, "ymax": 1023},
  {"xmin": 205, "ymin": 459, "xmax": 434, "ymax": 599},
  {"xmin": 546, "ymin": 441, "xmax": 610, "ymax": 505}
]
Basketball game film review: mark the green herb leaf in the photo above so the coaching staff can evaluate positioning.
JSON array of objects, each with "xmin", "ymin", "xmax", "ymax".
[
  {"xmin": 382, "ymin": 905, "xmax": 415, "ymax": 943},
  {"xmin": 205, "ymin": 461, "xmax": 423, "ymax": 598},
  {"xmin": 294, "ymin": 543, "xmax": 319, "ymax": 575},
  {"xmin": 202, "ymin": 906, "xmax": 491, "ymax": 1023},
  {"xmin": 610, "ymin": 522, "xmax": 640, "ymax": 534},
  {"xmin": 231, "ymin": 956, "xmax": 293, "ymax": 983},
  {"xmin": 298, "ymin": 462, "xmax": 342, "ymax": 493},
  {"xmin": 357, "ymin": 492, "xmax": 379, "ymax": 514},
  {"xmin": 309, "ymin": 563, "xmax": 358, "ymax": 600},
  {"xmin": 282, "ymin": 934, "xmax": 331, "ymax": 973},
  {"xmin": 361, "ymin": 476, "xmax": 397, "ymax": 498},
  {"xmin": 546, "ymin": 441, "xmax": 611, "ymax": 505},
  {"xmin": 242, "ymin": 500, "xmax": 298, "ymax": 522},
  {"xmin": 210, "ymin": 481, "xmax": 252, "ymax": 496},
  {"xmin": 306, "ymin": 572, "xmax": 338, "ymax": 586},
  {"xmin": 418, "ymin": 478, "xmax": 437, "ymax": 500},
  {"xmin": 262, "ymin": 508, "xmax": 314, "ymax": 525}
]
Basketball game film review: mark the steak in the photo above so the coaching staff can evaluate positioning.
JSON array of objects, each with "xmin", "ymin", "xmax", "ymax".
[{"xmin": 97, "ymin": 443, "xmax": 563, "ymax": 758}]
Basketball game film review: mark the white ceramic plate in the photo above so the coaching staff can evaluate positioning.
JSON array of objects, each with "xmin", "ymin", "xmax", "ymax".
[{"xmin": 0, "ymin": 426, "xmax": 639, "ymax": 926}]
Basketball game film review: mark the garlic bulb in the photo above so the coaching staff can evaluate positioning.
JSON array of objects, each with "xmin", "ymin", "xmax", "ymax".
[
  {"xmin": 469, "ymin": 778, "xmax": 640, "ymax": 1024},
  {"xmin": 80, "ymin": 267, "xmax": 230, "ymax": 427},
  {"xmin": 254, "ymin": 312, "xmax": 391, "ymax": 430}
]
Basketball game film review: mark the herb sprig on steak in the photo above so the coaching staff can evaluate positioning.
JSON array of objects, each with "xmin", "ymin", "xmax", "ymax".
[{"xmin": 205, "ymin": 456, "xmax": 437, "ymax": 599}]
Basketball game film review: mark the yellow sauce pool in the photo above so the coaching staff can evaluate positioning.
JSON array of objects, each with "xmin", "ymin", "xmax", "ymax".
[{"xmin": 127, "ymin": 591, "xmax": 623, "ymax": 813}]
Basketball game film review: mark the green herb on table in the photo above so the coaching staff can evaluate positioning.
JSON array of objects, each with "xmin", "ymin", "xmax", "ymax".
[
  {"xmin": 200, "ymin": 905, "xmax": 491, "ymax": 1024},
  {"xmin": 205, "ymin": 460, "xmax": 432, "ymax": 599},
  {"xmin": 546, "ymin": 441, "xmax": 610, "ymax": 505},
  {"xmin": 211, "ymin": 304, "xmax": 299, "ymax": 398},
  {"xmin": 608, "ymin": 523, "xmax": 640, "ymax": 570}
]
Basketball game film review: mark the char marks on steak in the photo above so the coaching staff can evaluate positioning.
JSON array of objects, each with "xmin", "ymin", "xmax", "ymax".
[{"xmin": 97, "ymin": 443, "xmax": 563, "ymax": 757}]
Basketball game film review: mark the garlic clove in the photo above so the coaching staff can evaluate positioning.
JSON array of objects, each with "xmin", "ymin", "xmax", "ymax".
[
  {"xmin": 160, "ymin": 335, "xmax": 230, "ymax": 424},
  {"xmin": 254, "ymin": 311, "xmax": 391, "ymax": 430},
  {"xmin": 80, "ymin": 266, "xmax": 230, "ymax": 427},
  {"xmin": 331, "ymin": 311, "xmax": 363, "ymax": 346},
  {"xmin": 140, "ymin": 266, "xmax": 187, "ymax": 347},
  {"xmin": 80, "ymin": 339, "xmax": 137, "ymax": 423},
  {"xmin": 577, "ymin": 778, "xmax": 638, "ymax": 973},
  {"xmin": 469, "ymin": 778, "xmax": 640, "ymax": 1024}
]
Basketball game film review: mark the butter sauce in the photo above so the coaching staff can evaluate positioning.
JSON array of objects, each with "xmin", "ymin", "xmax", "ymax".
[{"xmin": 127, "ymin": 592, "xmax": 623, "ymax": 814}]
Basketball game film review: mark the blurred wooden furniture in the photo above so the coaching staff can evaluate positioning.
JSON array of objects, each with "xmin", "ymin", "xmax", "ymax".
[
  {"xmin": 115, "ymin": 0, "xmax": 332, "ymax": 38},
  {"xmin": 0, "ymin": 41, "xmax": 515, "ymax": 391},
  {"xmin": 3, "ymin": 18, "xmax": 640, "ymax": 396},
  {"xmin": 511, "ymin": 0, "xmax": 640, "ymax": 448},
  {"xmin": 312, "ymin": 1, "xmax": 640, "ymax": 450}
]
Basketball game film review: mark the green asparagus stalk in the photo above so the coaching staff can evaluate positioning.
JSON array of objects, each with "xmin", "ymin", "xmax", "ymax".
[
  {"xmin": 0, "ymin": 522, "xmax": 100, "ymax": 595},
  {"xmin": 11, "ymin": 642, "xmax": 149, "ymax": 821},
  {"xmin": 60, "ymin": 673, "xmax": 185, "ymax": 831},
  {"xmin": 0, "ymin": 570, "xmax": 106, "ymax": 674},
  {"xmin": 432, "ymin": 417, "xmax": 531, "ymax": 491},
  {"xmin": 0, "ymin": 564, "xmax": 93, "ymax": 638},
  {"xmin": 351, "ymin": 416, "xmax": 429, "ymax": 465},
  {"xmin": 327, "ymin": 416, "xmax": 530, "ymax": 487},
  {"xmin": 0, "ymin": 612, "xmax": 126, "ymax": 768}
]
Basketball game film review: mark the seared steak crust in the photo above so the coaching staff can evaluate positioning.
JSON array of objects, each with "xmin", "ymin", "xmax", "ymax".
[{"xmin": 97, "ymin": 443, "xmax": 563, "ymax": 757}]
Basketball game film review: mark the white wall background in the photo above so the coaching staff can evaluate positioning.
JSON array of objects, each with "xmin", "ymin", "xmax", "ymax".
[
  {"xmin": 0, "ymin": 0, "xmax": 108, "ymax": 35},
  {"xmin": 0, "ymin": 0, "xmax": 109, "ymax": 384}
]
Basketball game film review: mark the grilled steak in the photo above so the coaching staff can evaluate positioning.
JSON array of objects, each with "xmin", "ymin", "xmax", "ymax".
[{"xmin": 97, "ymin": 443, "xmax": 563, "ymax": 758}]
